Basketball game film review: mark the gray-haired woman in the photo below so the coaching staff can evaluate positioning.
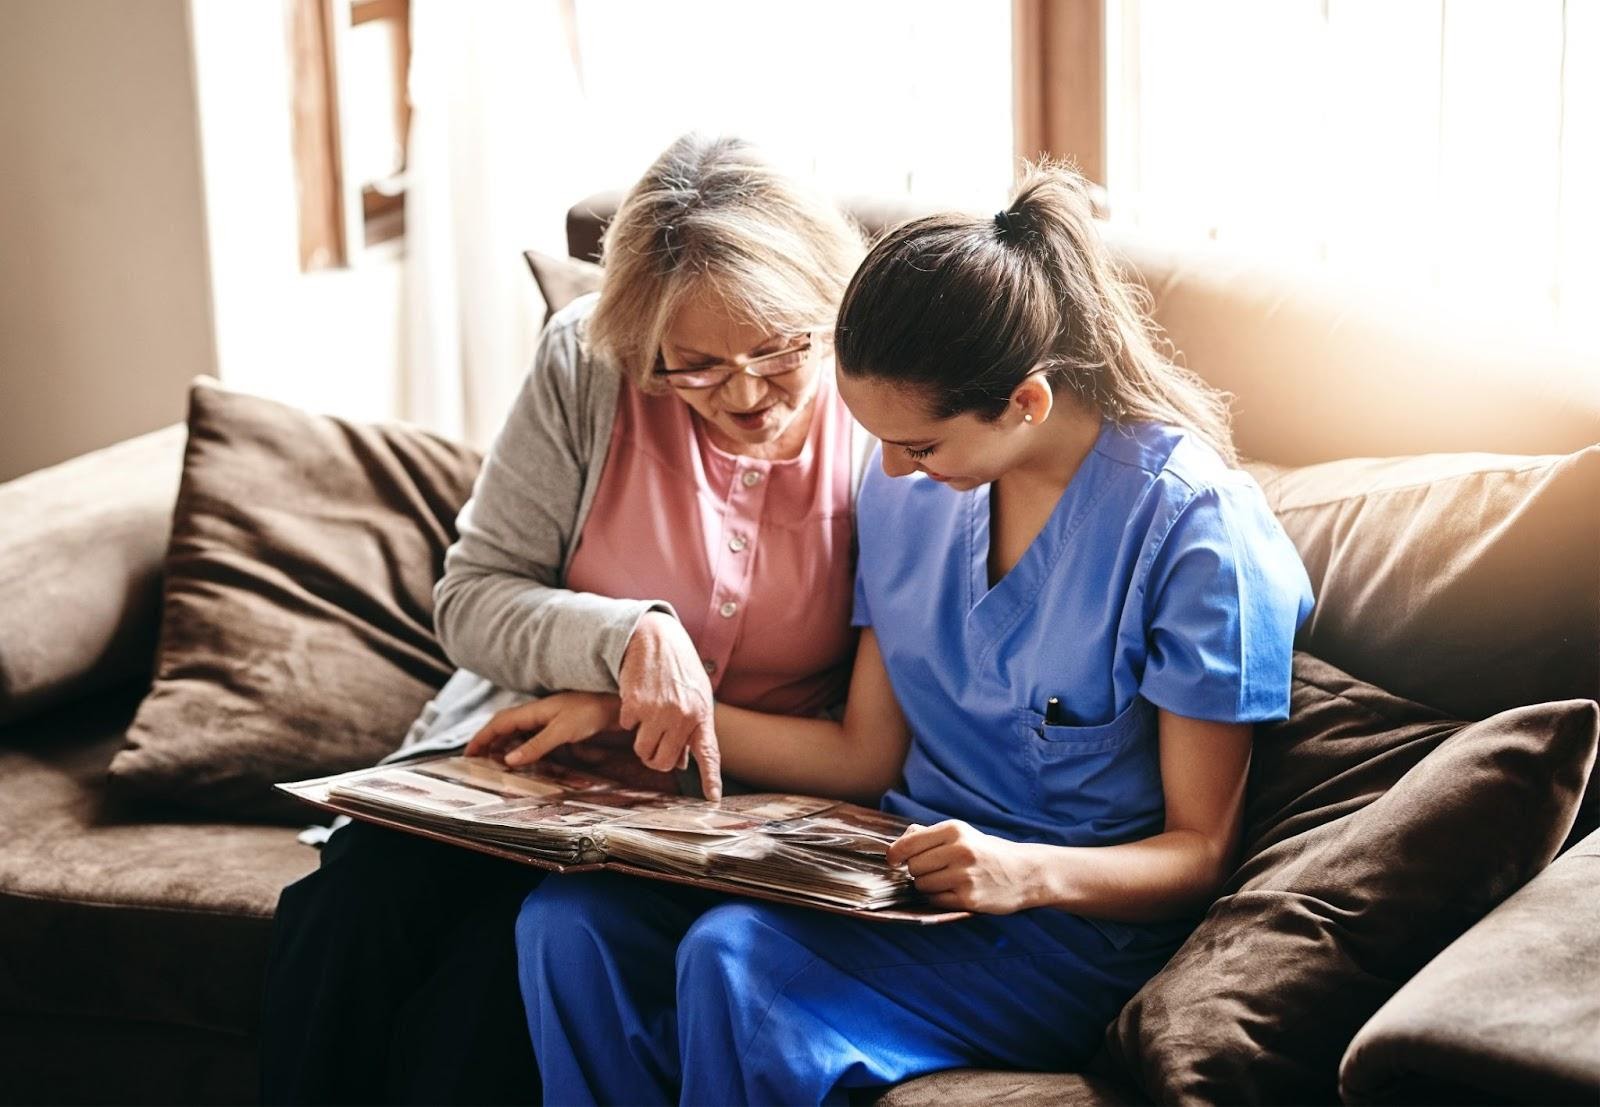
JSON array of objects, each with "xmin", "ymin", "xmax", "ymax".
[{"xmin": 259, "ymin": 134, "xmax": 869, "ymax": 1104}]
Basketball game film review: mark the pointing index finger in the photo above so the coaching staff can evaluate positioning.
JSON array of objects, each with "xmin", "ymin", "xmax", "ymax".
[{"xmin": 689, "ymin": 723, "xmax": 722, "ymax": 802}]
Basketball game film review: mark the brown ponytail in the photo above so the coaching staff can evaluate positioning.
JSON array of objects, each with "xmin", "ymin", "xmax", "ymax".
[{"xmin": 835, "ymin": 161, "xmax": 1237, "ymax": 465}]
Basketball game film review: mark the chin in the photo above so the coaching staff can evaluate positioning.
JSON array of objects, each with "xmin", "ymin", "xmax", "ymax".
[
  {"xmin": 724, "ymin": 422, "xmax": 779, "ymax": 444},
  {"xmin": 923, "ymin": 471, "xmax": 974, "ymax": 488}
]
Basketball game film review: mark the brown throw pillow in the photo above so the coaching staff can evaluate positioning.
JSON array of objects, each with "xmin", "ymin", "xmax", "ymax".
[
  {"xmin": 1103, "ymin": 652, "xmax": 1598, "ymax": 1105},
  {"xmin": 108, "ymin": 379, "xmax": 482, "ymax": 821},
  {"xmin": 524, "ymin": 249, "xmax": 602, "ymax": 326},
  {"xmin": 1246, "ymin": 447, "xmax": 1600, "ymax": 721}
]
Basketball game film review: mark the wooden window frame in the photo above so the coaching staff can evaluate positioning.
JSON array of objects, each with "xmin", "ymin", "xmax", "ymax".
[
  {"xmin": 290, "ymin": 0, "xmax": 411, "ymax": 270},
  {"xmin": 1013, "ymin": 0, "xmax": 1107, "ymax": 186}
]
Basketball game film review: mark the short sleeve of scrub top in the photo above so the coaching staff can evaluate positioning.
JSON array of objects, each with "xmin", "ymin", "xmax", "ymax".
[{"xmin": 1137, "ymin": 480, "xmax": 1314, "ymax": 723}]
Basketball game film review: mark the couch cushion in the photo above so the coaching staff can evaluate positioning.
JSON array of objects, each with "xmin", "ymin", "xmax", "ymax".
[
  {"xmin": 1338, "ymin": 828, "xmax": 1600, "ymax": 1105},
  {"xmin": 523, "ymin": 248, "xmax": 601, "ymax": 326},
  {"xmin": 1246, "ymin": 448, "xmax": 1600, "ymax": 722},
  {"xmin": 108, "ymin": 378, "xmax": 483, "ymax": 821},
  {"xmin": 869, "ymin": 1067, "xmax": 1137, "ymax": 1107},
  {"xmin": 0, "ymin": 691, "xmax": 316, "ymax": 1038},
  {"xmin": 1103, "ymin": 653, "xmax": 1598, "ymax": 1105},
  {"xmin": 1108, "ymin": 235, "xmax": 1600, "ymax": 466},
  {"xmin": 0, "ymin": 425, "xmax": 184, "ymax": 728}
]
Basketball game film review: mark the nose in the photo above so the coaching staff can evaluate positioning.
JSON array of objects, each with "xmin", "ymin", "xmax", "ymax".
[
  {"xmin": 880, "ymin": 448, "xmax": 916, "ymax": 479},
  {"xmin": 721, "ymin": 371, "xmax": 767, "ymax": 412}
]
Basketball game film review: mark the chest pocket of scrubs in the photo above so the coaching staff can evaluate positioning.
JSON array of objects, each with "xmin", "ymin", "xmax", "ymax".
[
  {"xmin": 1016, "ymin": 696, "xmax": 1163, "ymax": 950},
  {"xmin": 1015, "ymin": 696, "xmax": 1163, "ymax": 848}
]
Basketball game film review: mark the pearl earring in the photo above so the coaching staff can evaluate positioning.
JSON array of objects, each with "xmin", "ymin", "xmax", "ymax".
[{"xmin": 1023, "ymin": 412, "xmax": 1034, "ymax": 423}]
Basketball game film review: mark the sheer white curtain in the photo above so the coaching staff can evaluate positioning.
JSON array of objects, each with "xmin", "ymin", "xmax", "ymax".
[
  {"xmin": 399, "ymin": 1, "xmax": 1014, "ymax": 443},
  {"xmin": 401, "ymin": 0, "xmax": 591, "ymax": 445}
]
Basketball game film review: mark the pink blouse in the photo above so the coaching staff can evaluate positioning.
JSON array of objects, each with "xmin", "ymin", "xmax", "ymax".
[{"xmin": 564, "ymin": 371, "xmax": 857, "ymax": 717}]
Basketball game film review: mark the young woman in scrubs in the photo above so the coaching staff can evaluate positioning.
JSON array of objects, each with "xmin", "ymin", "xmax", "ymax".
[{"xmin": 485, "ymin": 163, "xmax": 1315, "ymax": 1106}]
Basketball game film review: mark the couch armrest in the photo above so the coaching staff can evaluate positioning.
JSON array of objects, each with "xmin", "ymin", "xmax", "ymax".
[
  {"xmin": 1339, "ymin": 827, "xmax": 1600, "ymax": 1104},
  {"xmin": 0, "ymin": 426, "xmax": 185, "ymax": 728}
]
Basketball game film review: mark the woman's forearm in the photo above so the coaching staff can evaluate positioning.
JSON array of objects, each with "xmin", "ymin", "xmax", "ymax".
[
  {"xmin": 434, "ymin": 568, "xmax": 669, "ymax": 695},
  {"xmin": 1018, "ymin": 829, "xmax": 1234, "ymax": 923},
  {"xmin": 712, "ymin": 703, "xmax": 903, "ymax": 805}
]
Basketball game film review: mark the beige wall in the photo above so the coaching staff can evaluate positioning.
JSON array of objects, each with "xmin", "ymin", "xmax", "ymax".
[{"xmin": 0, "ymin": 0, "xmax": 216, "ymax": 483}]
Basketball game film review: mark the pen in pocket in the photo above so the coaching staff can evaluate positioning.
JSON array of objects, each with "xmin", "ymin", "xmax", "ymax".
[{"xmin": 1044, "ymin": 697, "xmax": 1064, "ymax": 726}]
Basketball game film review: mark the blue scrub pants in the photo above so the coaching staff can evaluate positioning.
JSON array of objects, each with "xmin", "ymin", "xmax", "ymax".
[{"xmin": 515, "ymin": 872, "xmax": 1184, "ymax": 1106}]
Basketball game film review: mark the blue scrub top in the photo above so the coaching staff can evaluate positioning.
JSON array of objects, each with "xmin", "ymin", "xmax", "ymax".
[{"xmin": 853, "ymin": 419, "xmax": 1313, "ymax": 856}]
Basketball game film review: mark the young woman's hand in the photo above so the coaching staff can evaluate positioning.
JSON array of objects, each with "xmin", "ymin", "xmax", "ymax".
[
  {"xmin": 618, "ymin": 611, "xmax": 723, "ymax": 801},
  {"xmin": 886, "ymin": 819, "xmax": 1041, "ymax": 914},
  {"xmin": 465, "ymin": 692, "xmax": 623, "ymax": 765}
]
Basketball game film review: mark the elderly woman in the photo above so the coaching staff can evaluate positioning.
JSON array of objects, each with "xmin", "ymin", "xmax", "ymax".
[{"xmin": 258, "ymin": 134, "xmax": 868, "ymax": 1105}]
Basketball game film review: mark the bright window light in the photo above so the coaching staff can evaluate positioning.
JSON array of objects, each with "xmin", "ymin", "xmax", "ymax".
[
  {"xmin": 569, "ymin": 0, "xmax": 1014, "ymax": 209},
  {"xmin": 1106, "ymin": 0, "xmax": 1597, "ymax": 346}
]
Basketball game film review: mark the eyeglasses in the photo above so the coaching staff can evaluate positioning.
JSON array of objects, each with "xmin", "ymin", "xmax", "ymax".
[{"xmin": 652, "ymin": 330, "xmax": 831, "ymax": 391}]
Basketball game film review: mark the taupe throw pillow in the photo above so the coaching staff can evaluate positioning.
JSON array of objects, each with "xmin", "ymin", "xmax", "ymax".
[
  {"xmin": 1103, "ymin": 653, "xmax": 1598, "ymax": 1105},
  {"xmin": 524, "ymin": 249, "xmax": 602, "ymax": 326},
  {"xmin": 109, "ymin": 379, "xmax": 482, "ymax": 821},
  {"xmin": 1247, "ymin": 447, "xmax": 1600, "ymax": 720}
]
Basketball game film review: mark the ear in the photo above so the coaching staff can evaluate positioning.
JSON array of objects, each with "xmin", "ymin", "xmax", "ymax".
[{"xmin": 1010, "ymin": 372, "xmax": 1055, "ymax": 425}]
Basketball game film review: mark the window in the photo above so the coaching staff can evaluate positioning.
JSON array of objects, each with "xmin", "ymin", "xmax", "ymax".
[
  {"xmin": 290, "ymin": 0, "xmax": 411, "ymax": 270},
  {"xmin": 1104, "ymin": 0, "xmax": 1597, "ymax": 343}
]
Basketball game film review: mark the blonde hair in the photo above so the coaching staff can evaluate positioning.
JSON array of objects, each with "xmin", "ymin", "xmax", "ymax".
[
  {"xmin": 586, "ymin": 134, "xmax": 865, "ymax": 388},
  {"xmin": 837, "ymin": 160, "xmax": 1238, "ymax": 465}
]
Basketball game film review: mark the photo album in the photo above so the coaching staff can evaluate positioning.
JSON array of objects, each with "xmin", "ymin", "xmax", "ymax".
[{"xmin": 279, "ymin": 755, "xmax": 967, "ymax": 924}]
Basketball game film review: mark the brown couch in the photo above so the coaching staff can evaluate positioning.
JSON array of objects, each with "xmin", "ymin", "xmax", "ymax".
[{"xmin": 2, "ymin": 196, "xmax": 1597, "ymax": 1106}]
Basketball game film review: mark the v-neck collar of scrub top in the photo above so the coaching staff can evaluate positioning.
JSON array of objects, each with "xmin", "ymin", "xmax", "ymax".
[{"xmin": 964, "ymin": 419, "xmax": 1116, "ymax": 663}]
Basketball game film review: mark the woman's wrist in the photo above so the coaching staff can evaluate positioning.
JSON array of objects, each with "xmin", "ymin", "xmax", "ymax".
[
  {"xmin": 1014, "ymin": 841, "xmax": 1083, "ymax": 913},
  {"xmin": 628, "ymin": 609, "xmax": 674, "ymax": 648}
]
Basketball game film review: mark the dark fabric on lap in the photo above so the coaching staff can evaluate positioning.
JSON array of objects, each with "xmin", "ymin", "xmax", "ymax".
[{"xmin": 259, "ymin": 820, "xmax": 543, "ymax": 1105}]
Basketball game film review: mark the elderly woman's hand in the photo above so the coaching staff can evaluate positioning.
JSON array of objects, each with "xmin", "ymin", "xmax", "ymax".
[
  {"xmin": 619, "ymin": 612, "xmax": 723, "ymax": 801},
  {"xmin": 465, "ymin": 692, "xmax": 623, "ymax": 765}
]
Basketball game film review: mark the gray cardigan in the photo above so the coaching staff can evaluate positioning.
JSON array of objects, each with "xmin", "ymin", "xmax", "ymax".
[{"xmin": 387, "ymin": 295, "xmax": 874, "ymax": 764}]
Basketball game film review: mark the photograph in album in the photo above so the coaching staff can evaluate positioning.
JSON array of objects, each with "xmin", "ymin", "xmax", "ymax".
[{"xmin": 278, "ymin": 754, "xmax": 966, "ymax": 923}]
